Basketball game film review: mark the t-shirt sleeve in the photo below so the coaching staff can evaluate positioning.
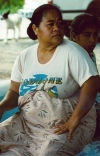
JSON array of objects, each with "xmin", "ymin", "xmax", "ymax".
[
  {"xmin": 11, "ymin": 54, "xmax": 23, "ymax": 82},
  {"xmin": 68, "ymin": 45, "xmax": 98, "ymax": 86},
  {"xmin": 10, "ymin": 44, "xmax": 38, "ymax": 83}
]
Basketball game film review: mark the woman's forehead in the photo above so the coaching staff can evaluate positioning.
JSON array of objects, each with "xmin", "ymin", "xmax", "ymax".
[{"xmin": 43, "ymin": 9, "xmax": 62, "ymax": 19}]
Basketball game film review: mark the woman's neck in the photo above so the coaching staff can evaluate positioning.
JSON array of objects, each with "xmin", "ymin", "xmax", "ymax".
[{"xmin": 37, "ymin": 44, "xmax": 57, "ymax": 64}]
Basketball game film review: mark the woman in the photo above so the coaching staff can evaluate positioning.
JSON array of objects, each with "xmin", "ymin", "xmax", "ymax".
[
  {"xmin": 0, "ymin": 4, "xmax": 99, "ymax": 156},
  {"xmin": 70, "ymin": 13, "xmax": 100, "ymax": 138}
]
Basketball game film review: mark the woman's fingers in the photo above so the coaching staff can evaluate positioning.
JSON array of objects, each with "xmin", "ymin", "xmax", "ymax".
[
  {"xmin": 68, "ymin": 129, "xmax": 73, "ymax": 140},
  {"xmin": 53, "ymin": 124, "xmax": 73, "ymax": 140},
  {"xmin": 53, "ymin": 119, "xmax": 79, "ymax": 140},
  {"xmin": 53, "ymin": 124, "xmax": 69, "ymax": 134}
]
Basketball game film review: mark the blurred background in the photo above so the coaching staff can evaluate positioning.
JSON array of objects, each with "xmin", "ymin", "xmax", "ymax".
[{"xmin": 0, "ymin": 0, "xmax": 100, "ymax": 80}]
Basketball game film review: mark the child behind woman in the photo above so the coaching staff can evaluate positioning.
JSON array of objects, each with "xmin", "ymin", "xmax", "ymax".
[{"xmin": 70, "ymin": 13, "xmax": 100, "ymax": 137}]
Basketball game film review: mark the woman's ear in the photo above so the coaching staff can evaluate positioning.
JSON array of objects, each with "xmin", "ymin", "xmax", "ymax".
[
  {"xmin": 70, "ymin": 31, "xmax": 77, "ymax": 42},
  {"xmin": 32, "ymin": 24, "xmax": 38, "ymax": 35}
]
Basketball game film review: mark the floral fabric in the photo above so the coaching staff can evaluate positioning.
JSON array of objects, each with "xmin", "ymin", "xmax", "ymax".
[{"xmin": 0, "ymin": 90, "xmax": 96, "ymax": 156}]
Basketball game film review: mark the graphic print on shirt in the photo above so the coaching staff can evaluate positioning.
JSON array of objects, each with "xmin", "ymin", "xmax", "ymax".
[{"xmin": 19, "ymin": 74, "xmax": 62, "ymax": 97}]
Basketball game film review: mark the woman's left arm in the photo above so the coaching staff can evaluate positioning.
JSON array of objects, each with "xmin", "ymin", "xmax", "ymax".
[{"xmin": 54, "ymin": 75, "xmax": 99, "ymax": 139}]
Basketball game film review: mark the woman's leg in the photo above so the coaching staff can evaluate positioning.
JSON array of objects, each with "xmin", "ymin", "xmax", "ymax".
[{"xmin": 0, "ymin": 91, "xmax": 96, "ymax": 156}]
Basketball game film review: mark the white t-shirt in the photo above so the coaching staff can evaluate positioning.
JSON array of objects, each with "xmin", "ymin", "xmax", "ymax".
[{"xmin": 11, "ymin": 39, "xmax": 98, "ymax": 98}]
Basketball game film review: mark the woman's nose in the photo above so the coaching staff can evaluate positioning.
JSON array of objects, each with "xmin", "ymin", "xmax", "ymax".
[{"xmin": 53, "ymin": 23, "xmax": 60, "ymax": 30}]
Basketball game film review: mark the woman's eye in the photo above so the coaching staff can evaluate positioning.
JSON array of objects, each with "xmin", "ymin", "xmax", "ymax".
[
  {"xmin": 58, "ymin": 21, "xmax": 64, "ymax": 27},
  {"xmin": 48, "ymin": 23, "xmax": 54, "ymax": 26},
  {"xmin": 47, "ymin": 21, "xmax": 64, "ymax": 27}
]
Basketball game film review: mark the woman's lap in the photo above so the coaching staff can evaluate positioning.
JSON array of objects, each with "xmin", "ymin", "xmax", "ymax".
[{"xmin": 0, "ymin": 90, "xmax": 96, "ymax": 155}]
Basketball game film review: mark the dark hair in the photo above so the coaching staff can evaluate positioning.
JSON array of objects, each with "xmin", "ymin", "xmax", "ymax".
[
  {"xmin": 70, "ymin": 13, "xmax": 100, "ymax": 35},
  {"xmin": 27, "ymin": 4, "xmax": 62, "ymax": 40}
]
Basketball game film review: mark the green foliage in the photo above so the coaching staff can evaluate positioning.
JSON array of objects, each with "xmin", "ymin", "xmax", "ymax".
[{"xmin": 0, "ymin": 0, "xmax": 24, "ymax": 14}]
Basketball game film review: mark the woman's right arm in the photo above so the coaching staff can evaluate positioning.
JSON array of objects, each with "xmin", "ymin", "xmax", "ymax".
[{"xmin": 0, "ymin": 80, "xmax": 20, "ymax": 119}]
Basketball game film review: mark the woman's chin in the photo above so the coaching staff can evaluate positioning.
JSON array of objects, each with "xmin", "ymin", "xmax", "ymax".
[{"xmin": 52, "ymin": 36, "xmax": 63, "ymax": 44}]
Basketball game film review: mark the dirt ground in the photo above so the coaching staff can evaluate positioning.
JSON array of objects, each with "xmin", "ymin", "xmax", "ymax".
[
  {"xmin": 0, "ymin": 38, "xmax": 100, "ymax": 80},
  {"xmin": 0, "ymin": 38, "xmax": 37, "ymax": 80}
]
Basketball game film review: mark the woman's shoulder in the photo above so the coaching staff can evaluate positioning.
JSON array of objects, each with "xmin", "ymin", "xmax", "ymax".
[
  {"xmin": 60, "ymin": 39, "xmax": 88, "ymax": 56},
  {"xmin": 20, "ymin": 43, "xmax": 39, "ymax": 57}
]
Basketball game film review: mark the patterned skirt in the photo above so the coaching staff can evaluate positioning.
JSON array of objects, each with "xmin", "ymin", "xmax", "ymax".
[{"xmin": 0, "ymin": 90, "xmax": 96, "ymax": 156}]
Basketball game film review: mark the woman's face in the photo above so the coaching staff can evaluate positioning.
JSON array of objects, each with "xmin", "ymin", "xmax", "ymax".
[
  {"xmin": 72, "ymin": 27, "xmax": 99, "ymax": 53},
  {"xmin": 32, "ymin": 10, "xmax": 64, "ymax": 46}
]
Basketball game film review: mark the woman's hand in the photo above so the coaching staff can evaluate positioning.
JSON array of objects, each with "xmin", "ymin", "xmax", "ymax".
[{"xmin": 53, "ymin": 117, "xmax": 80, "ymax": 140}]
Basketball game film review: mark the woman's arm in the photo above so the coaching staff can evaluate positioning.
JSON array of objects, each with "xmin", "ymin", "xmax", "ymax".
[
  {"xmin": 0, "ymin": 80, "xmax": 20, "ymax": 119},
  {"xmin": 54, "ymin": 75, "xmax": 99, "ymax": 139}
]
